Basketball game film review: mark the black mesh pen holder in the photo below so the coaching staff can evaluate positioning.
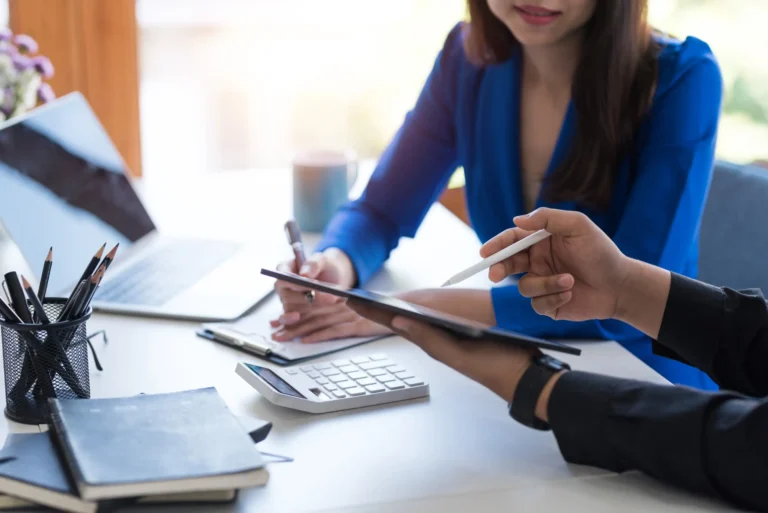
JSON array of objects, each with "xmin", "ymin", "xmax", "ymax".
[{"xmin": 0, "ymin": 298, "xmax": 91, "ymax": 424}]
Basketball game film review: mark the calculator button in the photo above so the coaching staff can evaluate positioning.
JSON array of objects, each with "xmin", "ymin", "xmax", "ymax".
[
  {"xmin": 359, "ymin": 360, "xmax": 395, "ymax": 371},
  {"xmin": 384, "ymin": 381, "xmax": 406, "ymax": 390},
  {"xmin": 337, "ymin": 380, "xmax": 357, "ymax": 390},
  {"xmin": 307, "ymin": 371, "xmax": 321, "ymax": 379},
  {"xmin": 356, "ymin": 377, "xmax": 376, "ymax": 386},
  {"xmin": 404, "ymin": 377, "xmax": 424, "ymax": 386},
  {"xmin": 365, "ymin": 383, "xmax": 386, "ymax": 393},
  {"xmin": 376, "ymin": 374, "xmax": 396, "ymax": 383},
  {"xmin": 324, "ymin": 383, "xmax": 338, "ymax": 391},
  {"xmin": 285, "ymin": 368, "xmax": 299, "ymax": 375},
  {"xmin": 300, "ymin": 366, "xmax": 313, "ymax": 372},
  {"xmin": 346, "ymin": 371, "xmax": 367, "ymax": 380},
  {"xmin": 386, "ymin": 365, "xmax": 406, "ymax": 374},
  {"xmin": 333, "ymin": 390, "xmax": 347, "ymax": 398},
  {"xmin": 332, "ymin": 359, "xmax": 351, "ymax": 367},
  {"xmin": 315, "ymin": 377, "xmax": 330, "ymax": 385},
  {"xmin": 351, "ymin": 356, "xmax": 370, "ymax": 364},
  {"xmin": 346, "ymin": 387, "xmax": 366, "ymax": 396},
  {"xmin": 393, "ymin": 370, "xmax": 414, "ymax": 380},
  {"xmin": 321, "ymin": 368, "xmax": 341, "ymax": 377},
  {"xmin": 329, "ymin": 375, "xmax": 349, "ymax": 383},
  {"xmin": 370, "ymin": 354, "xmax": 388, "ymax": 361},
  {"xmin": 368, "ymin": 368, "xmax": 387, "ymax": 377},
  {"xmin": 313, "ymin": 363, "xmax": 332, "ymax": 370},
  {"xmin": 338, "ymin": 365, "xmax": 357, "ymax": 374}
]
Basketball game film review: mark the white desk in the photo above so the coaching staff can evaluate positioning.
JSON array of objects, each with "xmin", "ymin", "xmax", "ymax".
[{"xmin": 1, "ymin": 169, "xmax": 732, "ymax": 512}]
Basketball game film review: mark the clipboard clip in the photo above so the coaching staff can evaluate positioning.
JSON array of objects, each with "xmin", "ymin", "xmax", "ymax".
[{"xmin": 211, "ymin": 328, "xmax": 274, "ymax": 357}]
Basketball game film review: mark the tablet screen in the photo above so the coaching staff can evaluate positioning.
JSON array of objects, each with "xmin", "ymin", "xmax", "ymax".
[{"xmin": 261, "ymin": 269, "xmax": 581, "ymax": 356}]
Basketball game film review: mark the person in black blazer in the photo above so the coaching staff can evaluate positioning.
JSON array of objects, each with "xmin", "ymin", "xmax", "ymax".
[{"xmin": 350, "ymin": 207, "xmax": 768, "ymax": 511}]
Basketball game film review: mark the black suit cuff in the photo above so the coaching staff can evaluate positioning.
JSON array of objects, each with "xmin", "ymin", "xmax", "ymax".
[{"xmin": 653, "ymin": 273, "xmax": 724, "ymax": 372}]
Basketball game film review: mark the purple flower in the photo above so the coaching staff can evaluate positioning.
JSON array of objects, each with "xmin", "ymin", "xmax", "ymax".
[
  {"xmin": 12, "ymin": 53, "xmax": 32, "ymax": 71},
  {"xmin": 37, "ymin": 83, "xmax": 55, "ymax": 103},
  {"xmin": 0, "ymin": 28, "xmax": 12, "ymax": 42},
  {"xmin": 31, "ymin": 55, "xmax": 53, "ymax": 78},
  {"xmin": 14, "ymin": 34, "xmax": 38, "ymax": 54}
]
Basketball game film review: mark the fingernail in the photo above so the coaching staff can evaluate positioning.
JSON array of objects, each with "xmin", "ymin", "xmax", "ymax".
[
  {"xmin": 557, "ymin": 275, "xmax": 571, "ymax": 288},
  {"xmin": 299, "ymin": 264, "xmax": 311, "ymax": 275},
  {"xmin": 391, "ymin": 317, "xmax": 409, "ymax": 333}
]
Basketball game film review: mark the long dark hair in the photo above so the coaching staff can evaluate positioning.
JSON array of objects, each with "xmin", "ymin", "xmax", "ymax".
[{"xmin": 465, "ymin": 1, "xmax": 660, "ymax": 209}]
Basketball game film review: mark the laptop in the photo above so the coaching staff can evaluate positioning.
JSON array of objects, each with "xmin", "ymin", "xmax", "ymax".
[{"xmin": 0, "ymin": 92, "xmax": 277, "ymax": 321}]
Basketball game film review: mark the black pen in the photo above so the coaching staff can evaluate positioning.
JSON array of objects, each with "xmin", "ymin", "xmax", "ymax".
[
  {"xmin": 4, "ymin": 272, "xmax": 32, "ymax": 323},
  {"xmin": 37, "ymin": 247, "xmax": 53, "ymax": 301},
  {"xmin": 0, "ymin": 296, "xmax": 20, "ymax": 324},
  {"xmin": 284, "ymin": 220, "xmax": 314, "ymax": 303}
]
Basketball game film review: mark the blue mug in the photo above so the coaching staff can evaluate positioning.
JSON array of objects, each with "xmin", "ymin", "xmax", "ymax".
[{"xmin": 292, "ymin": 150, "xmax": 358, "ymax": 233}]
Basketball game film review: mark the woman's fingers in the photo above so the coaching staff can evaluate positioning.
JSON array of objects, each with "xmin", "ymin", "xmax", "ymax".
[
  {"xmin": 278, "ymin": 287, "xmax": 341, "ymax": 309},
  {"xmin": 530, "ymin": 291, "xmax": 573, "ymax": 318},
  {"xmin": 347, "ymin": 301, "xmax": 395, "ymax": 327},
  {"xmin": 301, "ymin": 319, "xmax": 375, "ymax": 344},
  {"xmin": 518, "ymin": 273, "xmax": 574, "ymax": 298},
  {"xmin": 271, "ymin": 309, "xmax": 358, "ymax": 341}
]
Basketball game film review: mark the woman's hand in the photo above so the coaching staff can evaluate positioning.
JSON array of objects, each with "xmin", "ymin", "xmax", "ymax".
[
  {"xmin": 480, "ymin": 208, "xmax": 632, "ymax": 322},
  {"xmin": 272, "ymin": 248, "xmax": 389, "ymax": 343}
]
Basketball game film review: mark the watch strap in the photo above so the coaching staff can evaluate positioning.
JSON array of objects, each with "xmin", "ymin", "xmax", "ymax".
[{"xmin": 510, "ymin": 355, "xmax": 570, "ymax": 430}]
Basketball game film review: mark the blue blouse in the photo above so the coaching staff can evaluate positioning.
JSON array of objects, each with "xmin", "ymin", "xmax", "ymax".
[{"xmin": 317, "ymin": 23, "xmax": 724, "ymax": 389}]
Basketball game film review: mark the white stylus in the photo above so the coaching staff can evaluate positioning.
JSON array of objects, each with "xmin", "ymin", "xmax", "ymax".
[{"xmin": 441, "ymin": 229, "xmax": 552, "ymax": 287}]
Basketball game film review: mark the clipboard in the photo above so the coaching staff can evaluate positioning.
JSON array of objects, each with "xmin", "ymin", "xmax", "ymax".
[{"xmin": 196, "ymin": 295, "xmax": 387, "ymax": 365}]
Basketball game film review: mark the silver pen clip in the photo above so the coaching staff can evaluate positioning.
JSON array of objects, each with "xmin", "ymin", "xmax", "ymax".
[{"xmin": 213, "ymin": 328, "xmax": 273, "ymax": 357}]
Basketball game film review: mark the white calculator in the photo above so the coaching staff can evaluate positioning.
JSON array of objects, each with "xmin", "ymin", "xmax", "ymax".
[{"xmin": 235, "ymin": 354, "xmax": 429, "ymax": 413}]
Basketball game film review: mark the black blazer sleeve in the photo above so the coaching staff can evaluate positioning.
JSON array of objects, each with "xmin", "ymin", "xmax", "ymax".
[
  {"xmin": 547, "ymin": 274, "xmax": 768, "ymax": 510},
  {"xmin": 653, "ymin": 273, "xmax": 768, "ymax": 397}
]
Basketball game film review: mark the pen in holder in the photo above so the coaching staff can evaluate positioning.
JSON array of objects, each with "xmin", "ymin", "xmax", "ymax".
[{"xmin": 1, "ymin": 298, "xmax": 92, "ymax": 424}]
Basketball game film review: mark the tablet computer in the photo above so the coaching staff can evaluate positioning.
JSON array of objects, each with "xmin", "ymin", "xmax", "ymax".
[{"xmin": 261, "ymin": 269, "xmax": 581, "ymax": 356}]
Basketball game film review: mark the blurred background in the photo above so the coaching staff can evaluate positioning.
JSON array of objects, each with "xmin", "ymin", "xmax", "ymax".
[{"xmin": 3, "ymin": 0, "xmax": 766, "ymax": 180}]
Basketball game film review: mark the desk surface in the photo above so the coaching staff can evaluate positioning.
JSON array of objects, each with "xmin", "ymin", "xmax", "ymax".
[{"xmin": 1, "ymin": 169, "xmax": 732, "ymax": 512}]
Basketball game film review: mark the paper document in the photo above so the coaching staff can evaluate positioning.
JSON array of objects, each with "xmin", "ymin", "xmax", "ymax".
[{"xmin": 201, "ymin": 295, "xmax": 380, "ymax": 362}]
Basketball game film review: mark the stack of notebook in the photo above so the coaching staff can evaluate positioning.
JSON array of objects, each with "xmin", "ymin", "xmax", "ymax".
[{"xmin": 0, "ymin": 388, "xmax": 269, "ymax": 512}]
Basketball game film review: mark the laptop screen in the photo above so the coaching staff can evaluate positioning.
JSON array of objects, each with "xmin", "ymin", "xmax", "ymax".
[{"xmin": 0, "ymin": 93, "xmax": 155, "ymax": 295}]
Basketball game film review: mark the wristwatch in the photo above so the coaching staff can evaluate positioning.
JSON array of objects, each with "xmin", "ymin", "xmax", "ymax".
[{"xmin": 509, "ymin": 353, "xmax": 570, "ymax": 430}]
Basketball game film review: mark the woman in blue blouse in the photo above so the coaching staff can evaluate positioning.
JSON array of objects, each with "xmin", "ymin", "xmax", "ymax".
[{"xmin": 273, "ymin": 0, "xmax": 723, "ymax": 389}]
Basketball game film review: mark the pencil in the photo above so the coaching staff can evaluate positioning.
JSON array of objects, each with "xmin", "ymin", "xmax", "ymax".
[
  {"xmin": 37, "ymin": 247, "xmax": 53, "ymax": 301},
  {"xmin": 441, "ymin": 229, "xmax": 552, "ymax": 287},
  {"xmin": 76, "ymin": 243, "xmax": 106, "ymax": 286},
  {"xmin": 71, "ymin": 266, "xmax": 103, "ymax": 320},
  {"xmin": 57, "ymin": 279, "xmax": 87, "ymax": 323},
  {"xmin": 101, "ymin": 243, "xmax": 119, "ymax": 272},
  {"xmin": 21, "ymin": 276, "xmax": 50, "ymax": 324},
  {"xmin": 76, "ymin": 265, "xmax": 105, "ymax": 319}
]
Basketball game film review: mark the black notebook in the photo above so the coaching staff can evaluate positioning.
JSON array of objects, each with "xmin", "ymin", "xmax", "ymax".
[
  {"xmin": 48, "ymin": 387, "xmax": 269, "ymax": 501},
  {"xmin": 0, "ymin": 432, "xmax": 97, "ymax": 513}
]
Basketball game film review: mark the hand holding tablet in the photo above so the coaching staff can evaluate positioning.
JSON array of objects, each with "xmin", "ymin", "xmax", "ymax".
[{"xmin": 261, "ymin": 269, "xmax": 580, "ymax": 356}]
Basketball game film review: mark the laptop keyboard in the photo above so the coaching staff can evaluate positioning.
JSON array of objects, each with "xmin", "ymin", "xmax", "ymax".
[{"xmin": 96, "ymin": 240, "xmax": 241, "ymax": 306}]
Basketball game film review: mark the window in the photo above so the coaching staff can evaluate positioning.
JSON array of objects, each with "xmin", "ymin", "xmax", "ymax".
[{"xmin": 135, "ymin": 1, "xmax": 768, "ymax": 177}]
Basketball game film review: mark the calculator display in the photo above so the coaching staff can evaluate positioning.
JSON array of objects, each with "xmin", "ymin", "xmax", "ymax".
[{"xmin": 247, "ymin": 364, "xmax": 305, "ymax": 398}]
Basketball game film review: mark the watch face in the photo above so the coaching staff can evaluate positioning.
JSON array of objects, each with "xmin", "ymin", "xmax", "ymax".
[{"xmin": 538, "ymin": 355, "xmax": 571, "ymax": 372}]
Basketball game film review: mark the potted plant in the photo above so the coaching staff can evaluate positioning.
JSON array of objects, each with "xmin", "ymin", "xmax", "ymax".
[{"xmin": 0, "ymin": 28, "xmax": 55, "ymax": 121}]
